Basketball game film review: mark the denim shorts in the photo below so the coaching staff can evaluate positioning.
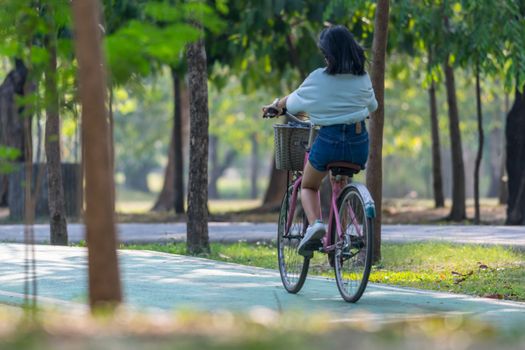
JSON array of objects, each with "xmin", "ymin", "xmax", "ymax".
[{"xmin": 308, "ymin": 121, "xmax": 369, "ymax": 172}]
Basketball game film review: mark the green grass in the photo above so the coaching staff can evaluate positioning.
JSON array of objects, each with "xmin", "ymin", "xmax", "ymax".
[
  {"xmin": 124, "ymin": 241, "xmax": 278, "ymax": 269},
  {"xmin": 369, "ymin": 243, "xmax": 525, "ymax": 300},
  {"xmin": 122, "ymin": 242, "xmax": 525, "ymax": 301}
]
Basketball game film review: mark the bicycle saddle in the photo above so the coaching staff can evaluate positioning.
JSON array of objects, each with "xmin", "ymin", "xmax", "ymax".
[{"xmin": 327, "ymin": 162, "xmax": 362, "ymax": 177}]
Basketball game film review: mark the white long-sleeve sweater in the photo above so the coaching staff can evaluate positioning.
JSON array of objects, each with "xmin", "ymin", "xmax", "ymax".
[{"xmin": 286, "ymin": 67, "xmax": 378, "ymax": 126}]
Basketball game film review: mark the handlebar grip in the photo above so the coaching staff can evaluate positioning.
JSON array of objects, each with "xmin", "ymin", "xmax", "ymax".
[{"xmin": 263, "ymin": 106, "xmax": 281, "ymax": 118}]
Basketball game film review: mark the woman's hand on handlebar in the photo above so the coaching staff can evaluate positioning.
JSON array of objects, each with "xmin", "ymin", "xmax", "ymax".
[{"xmin": 262, "ymin": 98, "xmax": 283, "ymax": 118}]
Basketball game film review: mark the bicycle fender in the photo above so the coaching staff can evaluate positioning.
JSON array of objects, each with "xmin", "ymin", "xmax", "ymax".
[{"xmin": 349, "ymin": 183, "xmax": 376, "ymax": 219}]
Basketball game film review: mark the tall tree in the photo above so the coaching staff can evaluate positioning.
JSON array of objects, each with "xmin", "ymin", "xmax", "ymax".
[
  {"xmin": 427, "ymin": 51, "xmax": 445, "ymax": 208},
  {"xmin": 171, "ymin": 67, "xmax": 185, "ymax": 214},
  {"xmin": 442, "ymin": 6, "xmax": 466, "ymax": 221},
  {"xmin": 428, "ymin": 76, "xmax": 445, "ymax": 208},
  {"xmin": 151, "ymin": 66, "xmax": 188, "ymax": 213},
  {"xmin": 44, "ymin": 4, "xmax": 68, "ymax": 245},
  {"xmin": 150, "ymin": 82, "xmax": 189, "ymax": 212},
  {"xmin": 443, "ymin": 57, "xmax": 466, "ymax": 221},
  {"xmin": 390, "ymin": 0, "xmax": 447, "ymax": 208},
  {"xmin": 186, "ymin": 36, "xmax": 210, "ymax": 255},
  {"xmin": 473, "ymin": 65, "xmax": 484, "ymax": 223},
  {"xmin": 250, "ymin": 130, "xmax": 259, "ymax": 199},
  {"xmin": 366, "ymin": 0, "xmax": 390, "ymax": 262},
  {"xmin": 0, "ymin": 60, "xmax": 28, "ymax": 206},
  {"xmin": 103, "ymin": 0, "xmax": 222, "ymax": 213},
  {"xmin": 506, "ymin": 87, "xmax": 525, "ymax": 224},
  {"xmin": 457, "ymin": 0, "xmax": 501, "ymax": 224},
  {"xmin": 71, "ymin": 0, "xmax": 122, "ymax": 309},
  {"xmin": 501, "ymin": 0, "xmax": 525, "ymax": 225}
]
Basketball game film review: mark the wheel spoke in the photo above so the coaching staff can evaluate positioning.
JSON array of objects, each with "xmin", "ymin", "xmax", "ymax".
[
  {"xmin": 277, "ymin": 185, "xmax": 309, "ymax": 293},
  {"xmin": 333, "ymin": 186, "xmax": 372, "ymax": 303}
]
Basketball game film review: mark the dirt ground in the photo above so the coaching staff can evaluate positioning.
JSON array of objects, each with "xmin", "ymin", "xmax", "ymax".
[{"xmin": 381, "ymin": 198, "xmax": 507, "ymax": 225}]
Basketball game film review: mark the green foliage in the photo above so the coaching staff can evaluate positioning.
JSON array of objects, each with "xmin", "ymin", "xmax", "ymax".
[
  {"xmin": 0, "ymin": 0, "xmax": 72, "ymax": 70},
  {"xmin": 207, "ymin": 0, "xmax": 374, "ymax": 93},
  {"xmin": 0, "ymin": 0, "xmax": 79, "ymax": 165},
  {"xmin": 0, "ymin": 0, "xmax": 523, "ymax": 201},
  {"xmin": 104, "ymin": 0, "xmax": 225, "ymax": 85},
  {"xmin": 391, "ymin": 0, "xmax": 525, "ymax": 89},
  {"xmin": 0, "ymin": 146, "xmax": 21, "ymax": 174}
]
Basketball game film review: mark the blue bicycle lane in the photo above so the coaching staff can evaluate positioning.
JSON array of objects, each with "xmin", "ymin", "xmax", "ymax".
[{"xmin": 0, "ymin": 243, "xmax": 524, "ymax": 331}]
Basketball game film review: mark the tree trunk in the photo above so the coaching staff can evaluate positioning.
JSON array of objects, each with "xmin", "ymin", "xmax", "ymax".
[
  {"xmin": 443, "ymin": 60, "xmax": 466, "ymax": 221},
  {"xmin": 151, "ymin": 70, "xmax": 186, "ymax": 213},
  {"xmin": 487, "ymin": 86, "xmax": 505, "ymax": 198},
  {"xmin": 487, "ymin": 127, "xmax": 503, "ymax": 197},
  {"xmin": 208, "ymin": 135, "xmax": 219, "ymax": 199},
  {"xmin": 0, "ymin": 59, "xmax": 28, "ymax": 206},
  {"xmin": 250, "ymin": 132, "xmax": 258, "ymax": 199},
  {"xmin": 505, "ymin": 86, "xmax": 525, "ymax": 225},
  {"xmin": 108, "ymin": 85, "xmax": 115, "ymax": 210},
  {"xmin": 262, "ymin": 162, "xmax": 288, "ymax": 209},
  {"xmin": 71, "ymin": 0, "xmax": 122, "ymax": 309},
  {"xmin": 44, "ymin": 26, "xmax": 68, "ymax": 245},
  {"xmin": 171, "ymin": 67, "xmax": 185, "ymax": 214},
  {"xmin": 499, "ymin": 91, "xmax": 510, "ymax": 205},
  {"xmin": 186, "ymin": 37, "xmax": 210, "ymax": 255},
  {"xmin": 151, "ymin": 131, "xmax": 175, "ymax": 211},
  {"xmin": 428, "ymin": 76, "xmax": 445, "ymax": 208},
  {"xmin": 473, "ymin": 67, "xmax": 484, "ymax": 224},
  {"xmin": 499, "ymin": 143, "xmax": 508, "ymax": 205},
  {"xmin": 366, "ymin": 0, "xmax": 389, "ymax": 263}
]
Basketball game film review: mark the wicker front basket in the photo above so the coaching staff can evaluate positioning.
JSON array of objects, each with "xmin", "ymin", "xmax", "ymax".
[{"xmin": 273, "ymin": 124, "xmax": 316, "ymax": 171}]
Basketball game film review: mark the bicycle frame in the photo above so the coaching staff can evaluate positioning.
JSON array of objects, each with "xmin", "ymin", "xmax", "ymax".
[
  {"xmin": 283, "ymin": 116, "xmax": 362, "ymax": 255},
  {"xmin": 273, "ymin": 110, "xmax": 375, "ymax": 302}
]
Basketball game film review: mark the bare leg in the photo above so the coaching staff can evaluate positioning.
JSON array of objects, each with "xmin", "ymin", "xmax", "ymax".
[{"xmin": 301, "ymin": 161, "xmax": 327, "ymax": 224}]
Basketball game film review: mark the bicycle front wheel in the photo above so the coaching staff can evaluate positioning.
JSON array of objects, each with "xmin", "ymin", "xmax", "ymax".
[
  {"xmin": 333, "ymin": 185, "xmax": 373, "ymax": 302},
  {"xmin": 277, "ymin": 184, "xmax": 309, "ymax": 293}
]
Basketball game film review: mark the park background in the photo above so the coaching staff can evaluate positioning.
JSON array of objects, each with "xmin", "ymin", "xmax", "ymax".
[
  {"xmin": 0, "ymin": 0, "xmax": 524, "ymax": 349},
  {"xmin": 1, "ymin": 0, "xmax": 522, "ymax": 229}
]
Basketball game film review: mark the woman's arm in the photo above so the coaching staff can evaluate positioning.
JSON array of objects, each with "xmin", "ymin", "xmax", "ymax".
[
  {"xmin": 276, "ymin": 95, "xmax": 289, "ymax": 110},
  {"xmin": 367, "ymin": 95, "xmax": 378, "ymax": 113}
]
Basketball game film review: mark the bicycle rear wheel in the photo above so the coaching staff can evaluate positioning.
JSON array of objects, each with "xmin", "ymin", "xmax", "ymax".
[
  {"xmin": 333, "ymin": 185, "xmax": 373, "ymax": 302},
  {"xmin": 277, "ymin": 184, "xmax": 309, "ymax": 293}
]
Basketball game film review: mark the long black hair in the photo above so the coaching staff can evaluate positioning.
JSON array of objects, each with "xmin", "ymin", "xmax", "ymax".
[{"xmin": 318, "ymin": 25, "xmax": 366, "ymax": 76}]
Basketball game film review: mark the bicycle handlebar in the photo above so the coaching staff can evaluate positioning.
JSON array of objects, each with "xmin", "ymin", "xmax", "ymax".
[
  {"xmin": 284, "ymin": 111, "xmax": 312, "ymax": 127},
  {"xmin": 262, "ymin": 101, "xmax": 312, "ymax": 127}
]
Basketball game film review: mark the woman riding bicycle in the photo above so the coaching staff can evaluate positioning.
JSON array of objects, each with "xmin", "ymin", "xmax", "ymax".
[{"xmin": 263, "ymin": 25, "xmax": 377, "ymax": 256}]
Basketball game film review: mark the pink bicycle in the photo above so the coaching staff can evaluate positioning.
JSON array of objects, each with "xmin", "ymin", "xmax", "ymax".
[{"xmin": 266, "ymin": 111, "xmax": 375, "ymax": 303}]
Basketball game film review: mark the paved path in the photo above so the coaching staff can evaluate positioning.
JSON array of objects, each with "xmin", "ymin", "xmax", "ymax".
[
  {"xmin": 0, "ymin": 243, "xmax": 524, "ymax": 330},
  {"xmin": 0, "ymin": 223, "xmax": 524, "ymax": 246}
]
